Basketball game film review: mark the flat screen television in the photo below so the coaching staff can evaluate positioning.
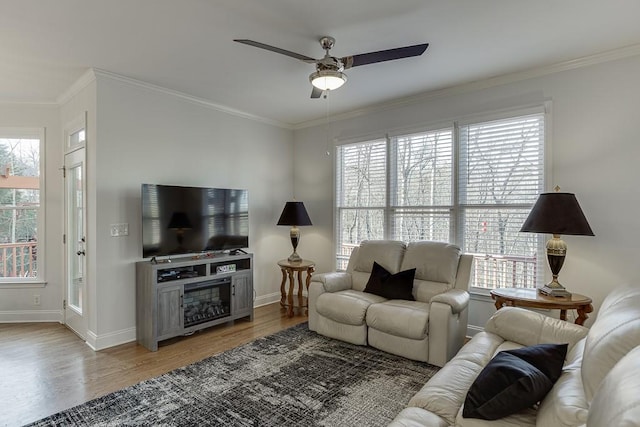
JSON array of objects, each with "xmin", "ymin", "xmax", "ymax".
[{"xmin": 141, "ymin": 184, "xmax": 249, "ymax": 258}]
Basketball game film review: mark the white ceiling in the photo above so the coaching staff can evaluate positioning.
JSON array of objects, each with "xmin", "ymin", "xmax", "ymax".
[{"xmin": 2, "ymin": 0, "xmax": 640, "ymax": 127}]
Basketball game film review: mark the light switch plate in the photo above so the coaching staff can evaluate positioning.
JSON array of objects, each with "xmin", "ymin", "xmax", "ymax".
[{"xmin": 110, "ymin": 223, "xmax": 129, "ymax": 237}]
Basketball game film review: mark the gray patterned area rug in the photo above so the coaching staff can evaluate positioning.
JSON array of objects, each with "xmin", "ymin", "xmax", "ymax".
[{"xmin": 27, "ymin": 323, "xmax": 438, "ymax": 426}]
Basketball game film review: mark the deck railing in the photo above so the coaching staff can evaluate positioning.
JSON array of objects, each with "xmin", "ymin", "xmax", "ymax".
[
  {"xmin": 469, "ymin": 253, "xmax": 537, "ymax": 289},
  {"xmin": 337, "ymin": 243, "xmax": 359, "ymax": 271},
  {"xmin": 0, "ymin": 241, "xmax": 37, "ymax": 278}
]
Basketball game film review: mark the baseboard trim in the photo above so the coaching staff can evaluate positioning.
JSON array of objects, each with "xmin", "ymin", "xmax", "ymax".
[
  {"xmin": 254, "ymin": 292, "xmax": 281, "ymax": 308},
  {"xmin": 79, "ymin": 293, "xmax": 282, "ymax": 351},
  {"xmin": 86, "ymin": 327, "xmax": 137, "ymax": 351},
  {"xmin": 0, "ymin": 309, "xmax": 63, "ymax": 323},
  {"xmin": 466, "ymin": 324, "xmax": 485, "ymax": 337}
]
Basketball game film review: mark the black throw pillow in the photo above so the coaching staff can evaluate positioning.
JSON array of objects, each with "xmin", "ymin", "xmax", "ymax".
[
  {"xmin": 462, "ymin": 343, "xmax": 568, "ymax": 420},
  {"xmin": 363, "ymin": 261, "xmax": 390, "ymax": 296},
  {"xmin": 364, "ymin": 262, "xmax": 416, "ymax": 301}
]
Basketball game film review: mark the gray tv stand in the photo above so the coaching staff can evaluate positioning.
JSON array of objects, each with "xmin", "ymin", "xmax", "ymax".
[{"xmin": 136, "ymin": 252, "xmax": 254, "ymax": 351}]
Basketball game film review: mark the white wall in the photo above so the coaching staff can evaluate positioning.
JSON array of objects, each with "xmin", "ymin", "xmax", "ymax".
[
  {"xmin": 87, "ymin": 74, "xmax": 294, "ymax": 348},
  {"xmin": 1, "ymin": 72, "xmax": 295, "ymax": 349},
  {"xmin": 293, "ymin": 54, "xmax": 640, "ymax": 331},
  {"xmin": 0, "ymin": 104, "xmax": 64, "ymax": 321}
]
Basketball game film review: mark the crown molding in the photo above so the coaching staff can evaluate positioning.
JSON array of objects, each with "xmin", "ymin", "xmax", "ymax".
[
  {"xmin": 0, "ymin": 100, "xmax": 58, "ymax": 106},
  {"xmin": 53, "ymin": 43, "xmax": 640, "ymax": 130},
  {"xmin": 56, "ymin": 68, "xmax": 97, "ymax": 105},
  {"xmin": 292, "ymin": 43, "xmax": 640, "ymax": 130},
  {"xmin": 91, "ymin": 69, "xmax": 291, "ymax": 129}
]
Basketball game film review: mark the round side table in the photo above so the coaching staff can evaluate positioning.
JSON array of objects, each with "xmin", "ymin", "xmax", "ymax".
[
  {"xmin": 278, "ymin": 259, "xmax": 315, "ymax": 317},
  {"xmin": 490, "ymin": 287, "xmax": 593, "ymax": 325}
]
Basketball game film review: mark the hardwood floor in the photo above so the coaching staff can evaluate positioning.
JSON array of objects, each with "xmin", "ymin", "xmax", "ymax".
[{"xmin": 0, "ymin": 303, "xmax": 306, "ymax": 427}]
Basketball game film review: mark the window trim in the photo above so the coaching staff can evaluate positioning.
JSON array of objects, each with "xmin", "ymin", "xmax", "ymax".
[
  {"xmin": 64, "ymin": 112, "xmax": 87, "ymax": 154},
  {"xmin": 0, "ymin": 127, "xmax": 46, "ymax": 285}
]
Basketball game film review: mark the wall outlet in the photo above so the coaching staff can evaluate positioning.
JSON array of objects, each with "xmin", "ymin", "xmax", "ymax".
[
  {"xmin": 110, "ymin": 223, "xmax": 129, "ymax": 237},
  {"xmin": 33, "ymin": 294, "xmax": 41, "ymax": 306}
]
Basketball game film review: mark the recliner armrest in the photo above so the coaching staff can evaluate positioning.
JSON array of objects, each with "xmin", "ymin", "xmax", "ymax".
[
  {"xmin": 430, "ymin": 288, "xmax": 469, "ymax": 314},
  {"xmin": 311, "ymin": 272, "xmax": 353, "ymax": 293},
  {"xmin": 484, "ymin": 306, "xmax": 589, "ymax": 349}
]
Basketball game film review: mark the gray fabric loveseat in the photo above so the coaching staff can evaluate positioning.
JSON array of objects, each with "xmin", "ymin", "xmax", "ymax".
[{"xmin": 308, "ymin": 240, "xmax": 473, "ymax": 367}]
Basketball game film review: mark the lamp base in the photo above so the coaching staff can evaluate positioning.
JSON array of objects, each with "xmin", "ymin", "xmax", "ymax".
[
  {"xmin": 287, "ymin": 226, "xmax": 302, "ymax": 263},
  {"xmin": 540, "ymin": 239, "xmax": 571, "ymax": 297},
  {"xmin": 287, "ymin": 251, "xmax": 302, "ymax": 263},
  {"xmin": 539, "ymin": 283, "xmax": 572, "ymax": 298}
]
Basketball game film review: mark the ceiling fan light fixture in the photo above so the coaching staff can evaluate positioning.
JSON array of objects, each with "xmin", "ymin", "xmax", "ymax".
[{"xmin": 310, "ymin": 70, "xmax": 347, "ymax": 91}]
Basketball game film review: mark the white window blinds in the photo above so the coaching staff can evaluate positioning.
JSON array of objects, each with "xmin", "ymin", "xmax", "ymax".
[
  {"xmin": 336, "ymin": 139, "xmax": 386, "ymax": 269},
  {"xmin": 391, "ymin": 129, "xmax": 453, "ymax": 243},
  {"xmin": 458, "ymin": 113, "xmax": 545, "ymax": 289},
  {"xmin": 334, "ymin": 109, "xmax": 546, "ymax": 289}
]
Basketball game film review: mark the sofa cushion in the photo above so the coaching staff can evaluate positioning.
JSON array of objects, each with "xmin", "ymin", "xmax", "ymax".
[
  {"xmin": 462, "ymin": 343, "xmax": 568, "ymax": 420},
  {"xmin": 409, "ymin": 331, "xmax": 507, "ymax": 425},
  {"xmin": 353, "ymin": 240, "xmax": 406, "ymax": 274},
  {"xmin": 587, "ymin": 345, "xmax": 640, "ymax": 427},
  {"xmin": 484, "ymin": 307, "xmax": 588, "ymax": 352},
  {"xmin": 401, "ymin": 241, "xmax": 461, "ymax": 285},
  {"xmin": 351, "ymin": 271, "xmax": 372, "ymax": 292},
  {"xmin": 457, "ymin": 406, "xmax": 537, "ymax": 427},
  {"xmin": 581, "ymin": 284, "xmax": 640, "ymax": 400},
  {"xmin": 316, "ymin": 290, "xmax": 386, "ymax": 326},
  {"xmin": 536, "ymin": 338, "xmax": 589, "ymax": 427},
  {"xmin": 389, "ymin": 407, "xmax": 449, "ymax": 427},
  {"xmin": 413, "ymin": 279, "xmax": 451, "ymax": 303},
  {"xmin": 364, "ymin": 261, "xmax": 416, "ymax": 301},
  {"xmin": 366, "ymin": 300, "xmax": 429, "ymax": 340}
]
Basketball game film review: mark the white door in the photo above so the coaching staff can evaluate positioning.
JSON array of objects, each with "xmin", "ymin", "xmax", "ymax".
[{"xmin": 64, "ymin": 144, "xmax": 87, "ymax": 339}]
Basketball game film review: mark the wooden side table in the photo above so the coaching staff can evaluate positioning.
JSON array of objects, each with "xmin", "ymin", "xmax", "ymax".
[
  {"xmin": 490, "ymin": 287, "xmax": 593, "ymax": 326},
  {"xmin": 278, "ymin": 259, "xmax": 315, "ymax": 317}
]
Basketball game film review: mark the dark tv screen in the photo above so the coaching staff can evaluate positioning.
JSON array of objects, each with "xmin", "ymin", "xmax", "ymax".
[{"xmin": 141, "ymin": 184, "xmax": 249, "ymax": 258}]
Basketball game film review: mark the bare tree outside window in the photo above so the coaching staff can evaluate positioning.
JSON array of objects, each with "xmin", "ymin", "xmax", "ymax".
[
  {"xmin": 0, "ymin": 136, "xmax": 40, "ymax": 279},
  {"xmin": 336, "ymin": 141, "xmax": 386, "ymax": 269},
  {"xmin": 459, "ymin": 115, "xmax": 544, "ymax": 289},
  {"xmin": 392, "ymin": 130, "xmax": 452, "ymax": 242},
  {"xmin": 335, "ymin": 112, "xmax": 545, "ymax": 290}
]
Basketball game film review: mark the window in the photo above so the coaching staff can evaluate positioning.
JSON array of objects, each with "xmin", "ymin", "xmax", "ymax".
[
  {"xmin": 335, "ymin": 110, "xmax": 545, "ymax": 290},
  {"xmin": 391, "ymin": 129, "xmax": 453, "ymax": 243},
  {"xmin": 336, "ymin": 139, "xmax": 387, "ymax": 269},
  {"xmin": 0, "ymin": 128, "xmax": 44, "ymax": 283}
]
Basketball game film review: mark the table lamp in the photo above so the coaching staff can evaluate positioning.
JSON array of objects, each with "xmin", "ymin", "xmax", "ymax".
[
  {"xmin": 277, "ymin": 201, "xmax": 312, "ymax": 262},
  {"xmin": 520, "ymin": 189, "xmax": 594, "ymax": 297}
]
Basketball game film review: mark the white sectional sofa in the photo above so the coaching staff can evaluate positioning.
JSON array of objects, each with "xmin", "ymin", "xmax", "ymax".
[
  {"xmin": 390, "ymin": 283, "xmax": 640, "ymax": 426},
  {"xmin": 308, "ymin": 240, "xmax": 473, "ymax": 367}
]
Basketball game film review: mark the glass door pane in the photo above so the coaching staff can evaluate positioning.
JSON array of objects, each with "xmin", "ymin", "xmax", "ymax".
[{"xmin": 67, "ymin": 162, "xmax": 84, "ymax": 312}]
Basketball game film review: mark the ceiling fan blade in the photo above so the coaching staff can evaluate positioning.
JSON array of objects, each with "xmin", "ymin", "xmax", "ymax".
[
  {"xmin": 234, "ymin": 39, "xmax": 316, "ymax": 63},
  {"xmin": 342, "ymin": 43, "xmax": 429, "ymax": 69},
  {"xmin": 310, "ymin": 87, "xmax": 323, "ymax": 99}
]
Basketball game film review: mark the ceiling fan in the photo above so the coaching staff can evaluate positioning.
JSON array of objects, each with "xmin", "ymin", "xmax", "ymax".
[{"xmin": 234, "ymin": 36, "xmax": 429, "ymax": 98}]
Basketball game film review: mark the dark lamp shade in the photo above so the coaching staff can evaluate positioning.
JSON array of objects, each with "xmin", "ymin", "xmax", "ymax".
[
  {"xmin": 520, "ymin": 192, "xmax": 594, "ymax": 236},
  {"xmin": 277, "ymin": 202, "xmax": 312, "ymax": 226},
  {"xmin": 167, "ymin": 211, "xmax": 193, "ymax": 230}
]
